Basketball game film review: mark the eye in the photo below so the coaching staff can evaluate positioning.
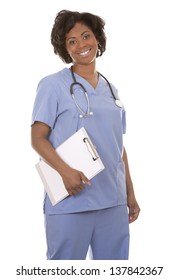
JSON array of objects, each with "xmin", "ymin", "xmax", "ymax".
[
  {"xmin": 67, "ymin": 39, "xmax": 77, "ymax": 45},
  {"xmin": 83, "ymin": 33, "xmax": 90, "ymax": 40}
]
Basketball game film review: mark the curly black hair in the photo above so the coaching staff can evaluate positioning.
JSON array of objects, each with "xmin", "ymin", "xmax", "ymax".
[{"xmin": 51, "ymin": 10, "xmax": 106, "ymax": 63}]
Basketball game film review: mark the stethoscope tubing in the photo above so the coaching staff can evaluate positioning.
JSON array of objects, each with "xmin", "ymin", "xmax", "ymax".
[
  {"xmin": 97, "ymin": 71, "xmax": 116, "ymax": 101},
  {"xmin": 70, "ymin": 67, "xmax": 119, "ymax": 117},
  {"xmin": 70, "ymin": 82, "xmax": 91, "ymax": 117},
  {"xmin": 70, "ymin": 67, "xmax": 117, "ymax": 101}
]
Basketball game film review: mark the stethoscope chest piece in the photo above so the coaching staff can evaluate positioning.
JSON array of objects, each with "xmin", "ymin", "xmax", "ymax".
[{"xmin": 115, "ymin": 99, "xmax": 123, "ymax": 108}]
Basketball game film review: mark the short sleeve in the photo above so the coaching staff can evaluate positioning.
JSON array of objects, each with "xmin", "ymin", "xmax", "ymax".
[{"xmin": 31, "ymin": 77, "xmax": 59, "ymax": 128}]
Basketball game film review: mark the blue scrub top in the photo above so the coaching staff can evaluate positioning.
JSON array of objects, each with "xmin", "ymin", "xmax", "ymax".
[{"xmin": 32, "ymin": 68, "xmax": 127, "ymax": 214}]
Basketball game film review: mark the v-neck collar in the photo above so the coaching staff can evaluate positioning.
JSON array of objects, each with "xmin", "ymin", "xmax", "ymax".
[{"xmin": 69, "ymin": 68, "xmax": 100, "ymax": 92}]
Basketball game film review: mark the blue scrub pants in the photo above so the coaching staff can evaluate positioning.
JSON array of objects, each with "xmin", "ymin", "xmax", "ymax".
[{"xmin": 45, "ymin": 205, "xmax": 130, "ymax": 260}]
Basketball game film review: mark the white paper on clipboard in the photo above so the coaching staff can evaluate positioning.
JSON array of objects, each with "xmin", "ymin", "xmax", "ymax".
[{"xmin": 35, "ymin": 127, "xmax": 104, "ymax": 206}]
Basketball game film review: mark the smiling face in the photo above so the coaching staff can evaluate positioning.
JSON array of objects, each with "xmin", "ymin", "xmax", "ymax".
[{"xmin": 65, "ymin": 22, "xmax": 98, "ymax": 66}]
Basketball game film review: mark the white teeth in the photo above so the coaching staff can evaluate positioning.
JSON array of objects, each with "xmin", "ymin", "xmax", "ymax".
[{"xmin": 79, "ymin": 49, "xmax": 90, "ymax": 56}]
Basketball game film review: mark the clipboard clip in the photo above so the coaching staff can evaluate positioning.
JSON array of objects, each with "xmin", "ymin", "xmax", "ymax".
[{"xmin": 83, "ymin": 137, "xmax": 99, "ymax": 161}]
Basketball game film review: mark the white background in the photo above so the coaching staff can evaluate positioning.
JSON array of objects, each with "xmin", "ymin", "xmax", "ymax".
[{"xmin": 1, "ymin": 0, "xmax": 178, "ymax": 278}]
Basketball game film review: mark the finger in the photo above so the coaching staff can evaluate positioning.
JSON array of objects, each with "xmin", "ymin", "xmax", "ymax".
[
  {"xmin": 129, "ymin": 208, "xmax": 140, "ymax": 223},
  {"xmin": 68, "ymin": 188, "xmax": 80, "ymax": 196},
  {"xmin": 80, "ymin": 173, "xmax": 91, "ymax": 186},
  {"xmin": 129, "ymin": 214, "xmax": 137, "ymax": 223},
  {"xmin": 69, "ymin": 184, "xmax": 85, "ymax": 196},
  {"xmin": 77, "ymin": 185, "xmax": 85, "ymax": 192},
  {"xmin": 129, "ymin": 213, "xmax": 138, "ymax": 223}
]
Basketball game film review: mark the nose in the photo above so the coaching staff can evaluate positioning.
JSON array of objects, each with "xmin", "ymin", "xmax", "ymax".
[{"xmin": 77, "ymin": 39, "xmax": 86, "ymax": 48}]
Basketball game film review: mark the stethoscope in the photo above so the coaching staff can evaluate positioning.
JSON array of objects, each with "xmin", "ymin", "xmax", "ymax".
[{"xmin": 70, "ymin": 67, "xmax": 123, "ymax": 118}]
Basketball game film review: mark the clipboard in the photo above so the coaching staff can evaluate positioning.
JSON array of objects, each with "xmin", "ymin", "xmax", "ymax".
[{"xmin": 35, "ymin": 127, "xmax": 104, "ymax": 206}]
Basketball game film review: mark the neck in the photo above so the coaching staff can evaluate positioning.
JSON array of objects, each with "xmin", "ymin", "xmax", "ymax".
[
  {"xmin": 72, "ymin": 62, "xmax": 97, "ymax": 77},
  {"xmin": 71, "ymin": 63, "xmax": 98, "ymax": 88}
]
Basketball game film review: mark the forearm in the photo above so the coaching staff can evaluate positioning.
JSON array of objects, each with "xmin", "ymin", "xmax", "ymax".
[
  {"xmin": 31, "ymin": 133, "xmax": 69, "ymax": 177},
  {"xmin": 122, "ymin": 147, "xmax": 135, "ymax": 198}
]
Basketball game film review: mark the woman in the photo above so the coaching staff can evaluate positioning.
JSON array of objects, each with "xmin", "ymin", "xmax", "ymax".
[{"xmin": 31, "ymin": 9, "xmax": 140, "ymax": 260}]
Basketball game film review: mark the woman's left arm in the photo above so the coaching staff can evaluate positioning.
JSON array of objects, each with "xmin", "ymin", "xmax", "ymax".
[{"xmin": 122, "ymin": 147, "xmax": 140, "ymax": 223}]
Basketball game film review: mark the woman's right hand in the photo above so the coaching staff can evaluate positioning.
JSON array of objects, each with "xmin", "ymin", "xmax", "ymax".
[{"xmin": 61, "ymin": 167, "xmax": 91, "ymax": 196}]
